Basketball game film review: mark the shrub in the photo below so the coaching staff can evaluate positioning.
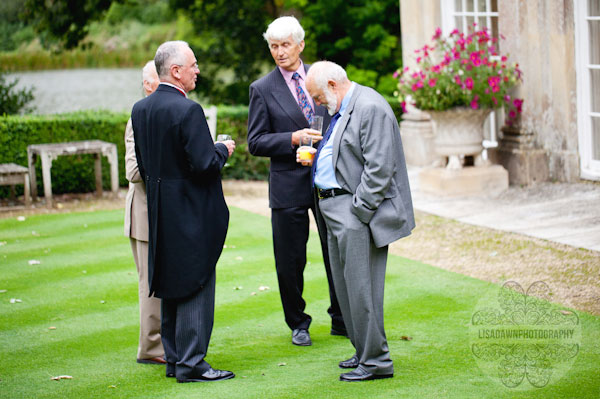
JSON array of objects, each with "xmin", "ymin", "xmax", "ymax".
[{"xmin": 0, "ymin": 72, "xmax": 34, "ymax": 115}]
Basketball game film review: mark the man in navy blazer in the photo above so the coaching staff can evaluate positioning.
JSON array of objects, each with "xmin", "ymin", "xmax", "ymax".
[
  {"xmin": 247, "ymin": 16, "xmax": 346, "ymax": 346},
  {"xmin": 131, "ymin": 41, "xmax": 235, "ymax": 383}
]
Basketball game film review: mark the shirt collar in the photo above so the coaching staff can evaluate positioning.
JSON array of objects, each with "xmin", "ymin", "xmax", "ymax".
[
  {"xmin": 159, "ymin": 82, "xmax": 187, "ymax": 98},
  {"xmin": 278, "ymin": 61, "xmax": 306, "ymax": 84},
  {"xmin": 338, "ymin": 82, "xmax": 356, "ymax": 116}
]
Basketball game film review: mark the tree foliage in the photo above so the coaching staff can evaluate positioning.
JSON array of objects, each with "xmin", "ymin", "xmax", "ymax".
[
  {"xmin": 0, "ymin": 73, "xmax": 34, "ymax": 115},
  {"xmin": 168, "ymin": 0, "xmax": 283, "ymax": 104},
  {"xmin": 170, "ymin": 0, "xmax": 401, "ymax": 102},
  {"xmin": 299, "ymin": 0, "xmax": 401, "ymax": 95},
  {"xmin": 22, "ymin": 0, "xmax": 113, "ymax": 49},
  {"xmin": 15, "ymin": 0, "xmax": 401, "ymax": 102}
]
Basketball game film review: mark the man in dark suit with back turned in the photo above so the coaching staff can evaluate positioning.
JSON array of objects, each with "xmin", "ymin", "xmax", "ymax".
[
  {"xmin": 131, "ymin": 40, "xmax": 236, "ymax": 383},
  {"xmin": 248, "ymin": 16, "xmax": 346, "ymax": 347}
]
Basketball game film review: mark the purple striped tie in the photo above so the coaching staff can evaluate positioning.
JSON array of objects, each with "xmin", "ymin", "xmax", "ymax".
[{"xmin": 292, "ymin": 72, "xmax": 314, "ymax": 124}]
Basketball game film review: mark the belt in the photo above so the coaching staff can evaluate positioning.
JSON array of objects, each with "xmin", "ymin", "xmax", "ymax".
[{"xmin": 317, "ymin": 188, "xmax": 350, "ymax": 199}]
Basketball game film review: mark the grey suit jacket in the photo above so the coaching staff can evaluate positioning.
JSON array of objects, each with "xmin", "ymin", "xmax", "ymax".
[
  {"xmin": 123, "ymin": 118, "xmax": 149, "ymax": 242},
  {"xmin": 331, "ymin": 84, "xmax": 415, "ymax": 247}
]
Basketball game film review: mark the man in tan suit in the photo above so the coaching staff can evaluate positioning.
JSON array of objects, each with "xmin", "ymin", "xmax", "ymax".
[{"xmin": 124, "ymin": 60, "xmax": 165, "ymax": 365}]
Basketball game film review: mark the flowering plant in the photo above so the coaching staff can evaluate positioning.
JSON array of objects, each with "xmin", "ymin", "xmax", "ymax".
[{"xmin": 394, "ymin": 25, "xmax": 523, "ymax": 123}]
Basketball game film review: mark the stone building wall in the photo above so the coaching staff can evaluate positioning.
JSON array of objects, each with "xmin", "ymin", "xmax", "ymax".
[
  {"xmin": 399, "ymin": 0, "xmax": 582, "ymax": 183},
  {"xmin": 499, "ymin": 0, "xmax": 580, "ymax": 182}
]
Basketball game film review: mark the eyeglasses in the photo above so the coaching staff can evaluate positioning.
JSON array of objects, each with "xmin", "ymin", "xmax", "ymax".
[{"xmin": 172, "ymin": 62, "xmax": 199, "ymax": 70}]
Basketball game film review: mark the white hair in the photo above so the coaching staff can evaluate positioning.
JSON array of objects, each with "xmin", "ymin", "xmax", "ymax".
[
  {"xmin": 263, "ymin": 16, "xmax": 305, "ymax": 45},
  {"xmin": 306, "ymin": 61, "xmax": 349, "ymax": 91},
  {"xmin": 154, "ymin": 40, "xmax": 189, "ymax": 78},
  {"xmin": 142, "ymin": 60, "xmax": 157, "ymax": 84}
]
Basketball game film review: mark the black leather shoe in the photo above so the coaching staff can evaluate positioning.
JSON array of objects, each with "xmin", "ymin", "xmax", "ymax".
[
  {"xmin": 338, "ymin": 355, "xmax": 359, "ymax": 369},
  {"xmin": 340, "ymin": 367, "xmax": 393, "ymax": 382},
  {"xmin": 177, "ymin": 368, "xmax": 235, "ymax": 383},
  {"xmin": 166, "ymin": 363, "xmax": 175, "ymax": 378},
  {"xmin": 292, "ymin": 329, "xmax": 312, "ymax": 346},
  {"xmin": 330, "ymin": 326, "xmax": 348, "ymax": 337}
]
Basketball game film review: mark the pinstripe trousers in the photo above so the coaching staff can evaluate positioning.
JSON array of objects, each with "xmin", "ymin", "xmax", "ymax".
[{"xmin": 161, "ymin": 271, "xmax": 216, "ymax": 379}]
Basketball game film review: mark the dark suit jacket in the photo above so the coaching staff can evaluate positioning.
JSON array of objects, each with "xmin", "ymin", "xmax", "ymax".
[
  {"xmin": 131, "ymin": 84, "xmax": 230, "ymax": 299},
  {"xmin": 247, "ymin": 65, "xmax": 331, "ymax": 209}
]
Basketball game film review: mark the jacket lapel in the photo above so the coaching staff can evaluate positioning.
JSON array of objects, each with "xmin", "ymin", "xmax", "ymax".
[
  {"xmin": 332, "ymin": 84, "xmax": 362, "ymax": 168},
  {"xmin": 269, "ymin": 68, "xmax": 309, "ymax": 129}
]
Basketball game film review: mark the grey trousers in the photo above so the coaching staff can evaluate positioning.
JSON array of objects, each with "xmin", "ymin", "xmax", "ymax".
[
  {"xmin": 130, "ymin": 238, "xmax": 164, "ymax": 360},
  {"xmin": 319, "ymin": 194, "xmax": 393, "ymax": 375},
  {"xmin": 161, "ymin": 272, "xmax": 216, "ymax": 380}
]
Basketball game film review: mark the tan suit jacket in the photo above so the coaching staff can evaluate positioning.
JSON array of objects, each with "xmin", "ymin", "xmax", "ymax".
[{"xmin": 124, "ymin": 118, "xmax": 149, "ymax": 242}]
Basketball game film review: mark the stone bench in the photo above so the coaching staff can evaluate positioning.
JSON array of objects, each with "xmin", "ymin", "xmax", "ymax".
[
  {"xmin": 27, "ymin": 140, "xmax": 118, "ymax": 208},
  {"xmin": 0, "ymin": 163, "xmax": 31, "ymax": 206}
]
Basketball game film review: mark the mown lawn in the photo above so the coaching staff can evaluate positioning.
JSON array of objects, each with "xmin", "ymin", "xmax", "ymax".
[{"xmin": 0, "ymin": 207, "xmax": 598, "ymax": 399}]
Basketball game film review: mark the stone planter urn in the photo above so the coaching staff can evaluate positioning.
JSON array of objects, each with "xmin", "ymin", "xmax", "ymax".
[{"xmin": 427, "ymin": 107, "xmax": 492, "ymax": 169}]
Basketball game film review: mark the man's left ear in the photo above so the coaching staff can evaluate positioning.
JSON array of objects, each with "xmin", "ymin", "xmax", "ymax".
[{"xmin": 299, "ymin": 40, "xmax": 305, "ymax": 53}]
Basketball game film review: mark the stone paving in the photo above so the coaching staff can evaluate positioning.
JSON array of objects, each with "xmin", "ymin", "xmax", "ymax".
[{"xmin": 407, "ymin": 167, "xmax": 600, "ymax": 252}]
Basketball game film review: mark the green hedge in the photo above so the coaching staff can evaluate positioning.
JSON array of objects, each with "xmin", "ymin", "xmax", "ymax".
[{"xmin": 0, "ymin": 106, "xmax": 269, "ymax": 198}]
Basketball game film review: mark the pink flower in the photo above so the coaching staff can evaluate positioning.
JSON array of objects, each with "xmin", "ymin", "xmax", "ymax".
[
  {"xmin": 428, "ymin": 78, "xmax": 437, "ymax": 87},
  {"xmin": 492, "ymin": 97, "xmax": 498, "ymax": 106},
  {"xmin": 416, "ymin": 57, "xmax": 422, "ymax": 63},
  {"xmin": 509, "ymin": 110, "xmax": 517, "ymax": 119},
  {"xmin": 454, "ymin": 75, "xmax": 462, "ymax": 85},
  {"xmin": 504, "ymin": 95, "xmax": 511, "ymax": 103},
  {"xmin": 488, "ymin": 76, "xmax": 501, "ymax": 92},
  {"xmin": 433, "ymin": 27, "xmax": 442, "ymax": 40},
  {"xmin": 450, "ymin": 29, "xmax": 460, "ymax": 36},
  {"xmin": 465, "ymin": 77, "xmax": 474, "ymax": 90},
  {"xmin": 393, "ymin": 70, "xmax": 399, "ymax": 78},
  {"xmin": 401, "ymin": 101, "xmax": 407, "ymax": 113},
  {"xmin": 513, "ymin": 98, "xmax": 524, "ymax": 112},
  {"xmin": 470, "ymin": 95, "xmax": 479, "ymax": 109},
  {"xmin": 432, "ymin": 64, "xmax": 442, "ymax": 73},
  {"xmin": 416, "ymin": 80, "xmax": 424, "ymax": 88},
  {"xmin": 411, "ymin": 83, "xmax": 419, "ymax": 92}
]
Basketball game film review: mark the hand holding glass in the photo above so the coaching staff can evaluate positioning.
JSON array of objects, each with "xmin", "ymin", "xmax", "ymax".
[{"xmin": 297, "ymin": 135, "xmax": 316, "ymax": 166}]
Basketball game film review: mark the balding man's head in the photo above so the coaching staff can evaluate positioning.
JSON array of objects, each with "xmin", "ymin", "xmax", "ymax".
[{"xmin": 306, "ymin": 61, "xmax": 351, "ymax": 115}]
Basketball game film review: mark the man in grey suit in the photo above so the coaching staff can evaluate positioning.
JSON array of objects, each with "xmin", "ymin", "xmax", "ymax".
[
  {"xmin": 299, "ymin": 61, "xmax": 415, "ymax": 381},
  {"xmin": 247, "ymin": 16, "xmax": 346, "ymax": 346},
  {"xmin": 124, "ymin": 60, "xmax": 165, "ymax": 365}
]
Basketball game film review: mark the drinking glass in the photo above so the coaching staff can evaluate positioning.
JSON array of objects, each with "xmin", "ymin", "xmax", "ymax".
[
  {"xmin": 310, "ymin": 115, "xmax": 323, "ymax": 133},
  {"xmin": 297, "ymin": 135, "xmax": 315, "ymax": 165},
  {"xmin": 216, "ymin": 134, "xmax": 232, "ymax": 142}
]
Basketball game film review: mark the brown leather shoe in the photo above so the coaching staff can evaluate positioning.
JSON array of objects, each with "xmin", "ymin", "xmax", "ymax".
[{"xmin": 137, "ymin": 356, "xmax": 167, "ymax": 365}]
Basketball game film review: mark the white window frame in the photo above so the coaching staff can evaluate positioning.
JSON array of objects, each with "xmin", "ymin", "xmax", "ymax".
[
  {"xmin": 440, "ymin": 0, "xmax": 500, "ymax": 151},
  {"xmin": 574, "ymin": 0, "xmax": 600, "ymax": 180}
]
